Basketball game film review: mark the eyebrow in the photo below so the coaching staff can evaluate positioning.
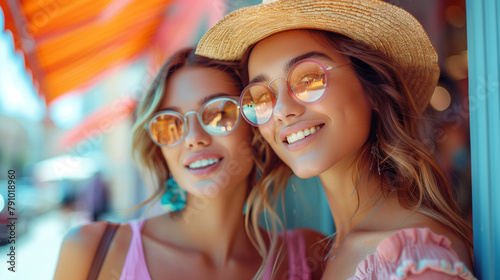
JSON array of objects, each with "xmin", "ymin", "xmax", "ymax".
[
  {"xmin": 158, "ymin": 92, "xmax": 232, "ymax": 112},
  {"xmin": 198, "ymin": 92, "xmax": 231, "ymax": 105},
  {"xmin": 248, "ymin": 51, "xmax": 335, "ymax": 84}
]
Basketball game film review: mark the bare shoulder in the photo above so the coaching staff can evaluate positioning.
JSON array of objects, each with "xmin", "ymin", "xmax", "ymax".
[
  {"xmin": 98, "ymin": 222, "xmax": 134, "ymax": 280},
  {"xmin": 53, "ymin": 221, "xmax": 110, "ymax": 280}
]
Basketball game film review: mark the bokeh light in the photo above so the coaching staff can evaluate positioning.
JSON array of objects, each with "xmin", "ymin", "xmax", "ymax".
[{"xmin": 430, "ymin": 86, "xmax": 452, "ymax": 111}]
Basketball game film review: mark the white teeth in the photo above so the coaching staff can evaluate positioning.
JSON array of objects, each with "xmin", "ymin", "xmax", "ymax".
[
  {"xmin": 188, "ymin": 158, "xmax": 220, "ymax": 169},
  {"xmin": 297, "ymin": 130, "xmax": 305, "ymax": 140},
  {"xmin": 286, "ymin": 125, "xmax": 321, "ymax": 144}
]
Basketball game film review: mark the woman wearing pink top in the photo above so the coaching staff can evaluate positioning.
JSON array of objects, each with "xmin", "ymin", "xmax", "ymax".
[
  {"xmin": 54, "ymin": 48, "xmax": 325, "ymax": 280},
  {"xmin": 196, "ymin": 0, "xmax": 476, "ymax": 279}
]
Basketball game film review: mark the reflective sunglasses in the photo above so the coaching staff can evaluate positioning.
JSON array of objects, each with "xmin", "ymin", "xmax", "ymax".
[
  {"xmin": 239, "ymin": 58, "xmax": 348, "ymax": 126},
  {"xmin": 147, "ymin": 96, "xmax": 241, "ymax": 147}
]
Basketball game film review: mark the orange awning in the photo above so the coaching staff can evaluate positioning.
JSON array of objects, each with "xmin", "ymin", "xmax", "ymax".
[
  {"xmin": 1, "ymin": 0, "xmax": 225, "ymax": 148},
  {"xmin": 0, "ymin": 0, "xmax": 224, "ymax": 105}
]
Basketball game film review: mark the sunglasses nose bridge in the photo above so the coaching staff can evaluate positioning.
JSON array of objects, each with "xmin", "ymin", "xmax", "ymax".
[
  {"xmin": 184, "ymin": 111, "xmax": 198, "ymax": 118},
  {"xmin": 268, "ymin": 76, "xmax": 288, "ymax": 98},
  {"xmin": 183, "ymin": 111, "xmax": 202, "ymax": 132},
  {"xmin": 183, "ymin": 110, "xmax": 213, "ymax": 147}
]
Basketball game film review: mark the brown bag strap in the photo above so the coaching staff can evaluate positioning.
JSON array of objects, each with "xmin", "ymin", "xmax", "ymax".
[{"xmin": 87, "ymin": 222, "xmax": 119, "ymax": 280}]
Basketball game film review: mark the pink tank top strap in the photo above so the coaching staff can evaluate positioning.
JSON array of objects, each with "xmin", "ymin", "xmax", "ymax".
[
  {"xmin": 133, "ymin": 218, "xmax": 146, "ymax": 233},
  {"xmin": 119, "ymin": 219, "xmax": 152, "ymax": 280}
]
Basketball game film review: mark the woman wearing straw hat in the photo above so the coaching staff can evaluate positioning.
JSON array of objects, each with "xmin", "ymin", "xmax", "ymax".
[
  {"xmin": 54, "ymin": 47, "xmax": 325, "ymax": 280},
  {"xmin": 197, "ymin": 0, "xmax": 476, "ymax": 279}
]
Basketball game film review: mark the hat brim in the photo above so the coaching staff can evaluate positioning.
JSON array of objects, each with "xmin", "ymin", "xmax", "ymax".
[{"xmin": 196, "ymin": 0, "xmax": 439, "ymax": 113}]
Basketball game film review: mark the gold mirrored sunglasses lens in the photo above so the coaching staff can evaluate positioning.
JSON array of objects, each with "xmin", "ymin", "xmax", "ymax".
[
  {"xmin": 202, "ymin": 100, "xmax": 239, "ymax": 133},
  {"xmin": 150, "ymin": 114, "xmax": 184, "ymax": 146},
  {"xmin": 290, "ymin": 61, "xmax": 327, "ymax": 102},
  {"xmin": 241, "ymin": 85, "xmax": 274, "ymax": 125}
]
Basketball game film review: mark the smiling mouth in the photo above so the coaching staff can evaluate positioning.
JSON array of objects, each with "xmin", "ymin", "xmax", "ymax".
[
  {"xmin": 186, "ymin": 158, "xmax": 222, "ymax": 169},
  {"xmin": 284, "ymin": 124, "xmax": 324, "ymax": 144}
]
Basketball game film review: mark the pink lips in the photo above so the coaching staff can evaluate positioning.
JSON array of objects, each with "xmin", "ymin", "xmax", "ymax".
[
  {"xmin": 187, "ymin": 160, "xmax": 222, "ymax": 177},
  {"xmin": 184, "ymin": 153, "xmax": 223, "ymax": 177}
]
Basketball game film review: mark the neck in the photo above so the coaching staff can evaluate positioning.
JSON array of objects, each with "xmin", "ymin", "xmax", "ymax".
[
  {"xmin": 319, "ymin": 156, "xmax": 386, "ymax": 234},
  {"xmin": 174, "ymin": 178, "xmax": 256, "ymax": 265}
]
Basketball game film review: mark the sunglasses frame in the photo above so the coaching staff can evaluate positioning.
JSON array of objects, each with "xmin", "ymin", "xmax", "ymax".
[
  {"xmin": 239, "ymin": 58, "xmax": 349, "ymax": 127},
  {"xmin": 147, "ymin": 96, "xmax": 241, "ymax": 148}
]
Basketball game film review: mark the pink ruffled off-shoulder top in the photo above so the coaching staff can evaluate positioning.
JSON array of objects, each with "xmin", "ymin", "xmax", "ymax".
[{"xmin": 348, "ymin": 228, "xmax": 476, "ymax": 280}]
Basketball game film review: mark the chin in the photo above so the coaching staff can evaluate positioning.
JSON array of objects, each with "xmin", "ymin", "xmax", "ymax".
[
  {"xmin": 280, "ymin": 152, "xmax": 330, "ymax": 179},
  {"xmin": 186, "ymin": 180, "xmax": 227, "ymax": 197},
  {"xmin": 287, "ymin": 162, "xmax": 323, "ymax": 179},
  {"xmin": 293, "ymin": 169, "xmax": 322, "ymax": 179}
]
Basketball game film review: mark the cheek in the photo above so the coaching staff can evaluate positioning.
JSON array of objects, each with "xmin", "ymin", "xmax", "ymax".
[
  {"xmin": 221, "ymin": 125, "xmax": 255, "ymax": 171},
  {"xmin": 229, "ymin": 129, "xmax": 254, "ymax": 160},
  {"xmin": 228, "ymin": 123, "xmax": 253, "ymax": 150},
  {"xmin": 258, "ymin": 123, "xmax": 276, "ymax": 145},
  {"xmin": 161, "ymin": 149, "xmax": 170, "ymax": 164},
  {"xmin": 258, "ymin": 123, "xmax": 293, "ymax": 165},
  {"xmin": 161, "ymin": 148, "xmax": 180, "ymax": 174},
  {"xmin": 259, "ymin": 121, "xmax": 277, "ymax": 152},
  {"xmin": 321, "ymin": 78, "xmax": 371, "ymax": 123}
]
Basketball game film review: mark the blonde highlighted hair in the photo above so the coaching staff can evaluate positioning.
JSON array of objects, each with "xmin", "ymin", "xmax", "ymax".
[
  {"xmin": 131, "ymin": 47, "xmax": 243, "ymax": 208},
  {"xmin": 130, "ymin": 47, "xmax": 288, "ymax": 279},
  {"xmin": 245, "ymin": 125, "xmax": 292, "ymax": 279}
]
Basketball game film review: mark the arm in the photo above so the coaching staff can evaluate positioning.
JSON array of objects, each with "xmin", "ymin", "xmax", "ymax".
[{"xmin": 53, "ymin": 221, "xmax": 108, "ymax": 280}]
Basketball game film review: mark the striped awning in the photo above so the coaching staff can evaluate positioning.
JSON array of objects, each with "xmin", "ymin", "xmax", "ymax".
[{"xmin": 0, "ymin": 0, "xmax": 224, "ymax": 105}]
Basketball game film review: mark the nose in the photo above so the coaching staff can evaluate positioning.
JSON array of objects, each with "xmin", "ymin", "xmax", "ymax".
[
  {"xmin": 184, "ymin": 114, "xmax": 211, "ymax": 149},
  {"xmin": 270, "ymin": 79, "xmax": 305, "ymax": 123}
]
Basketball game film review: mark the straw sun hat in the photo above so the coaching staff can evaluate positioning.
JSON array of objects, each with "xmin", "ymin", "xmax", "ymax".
[{"xmin": 196, "ymin": 0, "xmax": 439, "ymax": 113}]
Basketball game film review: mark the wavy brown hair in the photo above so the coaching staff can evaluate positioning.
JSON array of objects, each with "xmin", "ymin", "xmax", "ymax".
[
  {"xmin": 310, "ymin": 30, "xmax": 472, "ymax": 251},
  {"xmin": 240, "ymin": 29, "xmax": 473, "ymax": 258}
]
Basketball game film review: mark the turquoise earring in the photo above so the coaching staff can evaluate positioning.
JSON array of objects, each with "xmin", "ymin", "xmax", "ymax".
[{"xmin": 161, "ymin": 177, "xmax": 187, "ymax": 212}]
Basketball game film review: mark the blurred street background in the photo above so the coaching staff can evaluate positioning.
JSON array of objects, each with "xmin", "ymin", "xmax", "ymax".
[{"xmin": 0, "ymin": 0, "xmax": 470, "ymax": 279}]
